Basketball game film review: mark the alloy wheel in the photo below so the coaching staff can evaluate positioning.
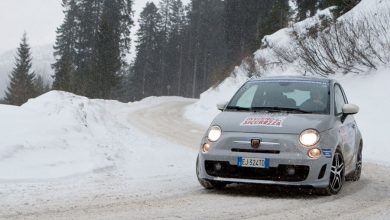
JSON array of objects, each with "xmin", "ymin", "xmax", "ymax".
[{"xmin": 330, "ymin": 151, "xmax": 345, "ymax": 192}]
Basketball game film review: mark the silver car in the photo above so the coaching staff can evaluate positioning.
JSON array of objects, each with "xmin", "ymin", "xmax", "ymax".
[{"xmin": 196, "ymin": 76, "xmax": 363, "ymax": 195}]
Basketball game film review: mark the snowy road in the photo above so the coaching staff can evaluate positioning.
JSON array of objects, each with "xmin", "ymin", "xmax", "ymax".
[
  {"xmin": 1, "ymin": 98, "xmax": 390, "ymax": 219},
  {"xmin": 125, "ymin": 99, "xmax": 390, "ymax": 220}
]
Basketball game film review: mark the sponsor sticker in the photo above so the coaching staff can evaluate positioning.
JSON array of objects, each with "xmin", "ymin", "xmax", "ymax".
[
  {"xmin": 240, "ymin": 114, "xmax": 286, "ymax": 127},
  {"xmin": 322, "ymin": 149, "xmax": 332, "ymax": 158}
]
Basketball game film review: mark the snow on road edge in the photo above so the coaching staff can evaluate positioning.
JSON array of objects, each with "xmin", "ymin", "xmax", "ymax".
[{"xmin": 0, "ymin": 92, "xmax": 196, "ymax": 181}]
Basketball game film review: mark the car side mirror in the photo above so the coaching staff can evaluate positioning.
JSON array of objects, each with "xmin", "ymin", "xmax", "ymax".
[
  {"xmin": 216, "ymin": 102, "xmax": 228, "ymax": 111},
  {"xmin": 341, "ymin": 104, "xmax": 359, "ymax": 123},
  {"xmin": 342, "ymin": 104, "xmax": 359, "ymax": 115}
]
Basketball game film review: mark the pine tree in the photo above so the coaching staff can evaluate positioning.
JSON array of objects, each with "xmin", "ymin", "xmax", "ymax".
[
  {"xmin": 297, "ymin": 0, "xmax": 317, "ymax": 21},
  {"xmin": 187, "ymin": 0, "xmax": 226, "ymax": 97},
  {"xmin": 263, "ymin": 0, "xmax": 290, "ymax": 36},
  {"xmin": 52, "ymin": 0, "xmax": 79, "ymax": 92},
  {"xmin": 160, "ymin": 0, "xmax": 186, "ymax": 96},
  {"xmin": 34, "ymin": 75, "xmax": 51, "ymax": 95},
  {"xmin": 93, "ymin": 0, "xmax": 122, "ymax": 98},
  {"xmin": 225, "ymin": 0, "xmax": 274, "ymax": 67},
  {"xmin": 74, "ymin": 0, "xmax": 103, "ymax": 97},
  {"xmin": 53, "ymin": 0, "xmax": 133, "ymax": 98},
  {"xmin": 318, "ymin": 0, "xmax": 361, "ymax": 15},
  {"xmin": 111, "ymin": 66, "xmax": 134, "ymax": 102},
  {"xmin": 4, "ymin": 33, "xmax": 37, "ymax": 106},
  {"xmin": 133, "ymin": 2, "xmax": 164, "ymax": 99},
  {"xmin": 129, "ymin": 0, "xmax": 296, "ymax": 100},
  {"xmin": 156, "ymin": 0, "xmax": 172, "ymax": 96}
]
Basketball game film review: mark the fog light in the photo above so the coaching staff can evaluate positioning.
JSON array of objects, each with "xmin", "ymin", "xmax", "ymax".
[
  {"xmin": 214, "ymin": 162, "xmax": 222, "ymax": 171},
  {"xmin": 202, "ymin": 143, "xmax": 210, "ymax": 153},
  {"xmin": 308, "ymin": 148, "xmax": 321, "ymax": 159},
  {"xmin": 287, "ymin": 166, "xmax": 295, "ymax": 175}
]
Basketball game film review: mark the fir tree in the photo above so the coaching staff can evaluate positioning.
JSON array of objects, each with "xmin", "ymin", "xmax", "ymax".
[
  {"xmin": 162, "ymin": 0, "xmax": 186, "ymax": 96},
  {"xmin": 34, "ymin": 75, "xmax": 51, "ymax": 95},
  {"xmin": 53, "ymin": 0, "xmax": 133, "ymax": 98},
  {"xmin": 263, "ymin": 0, "xmax": 290, "ymax": 36},
  {"xmin": 93, "ymin": 0, "xmax": 122, "ymax": 98},
  {"xmin": 188, "ymin": 0, "xmax": 225, "ymax": 97},
  {"xmin": 318, "ymin": 0, "xmax": 361, "ymax": 15},
  {"xmin": 4, "ymin": 33, "xmax": 37, "ymax": 106},
  {"xmin": 74, "ymin": 0, "xmax": 103, "ymax": 97},
  {"xmin": 133, "ymin": 2, "xmax": 164, "ymax": 99},
  {"xmin": 225, "ymin": 0, "xmax": 274, "ymax": 66},
  {"xmin": 52, "ymin": 0, "xmax": 79, "ymax": 92},
  {"xmin": 297, "ymin": 0, "xmax": 317, "ymax": 21}
]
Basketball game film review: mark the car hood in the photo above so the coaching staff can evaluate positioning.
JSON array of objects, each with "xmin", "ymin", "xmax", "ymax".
[{"xmin": 212, "ymin": 111, "xmax": 334, "ymax": 134}]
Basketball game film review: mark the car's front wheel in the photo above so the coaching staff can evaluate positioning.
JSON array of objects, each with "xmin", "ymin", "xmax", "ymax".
[
  {"xmin": 196, "ymin": 156, "xmax": 227, "ymax": 189},
  {"xmin": 317, "ymin": 150, "xmax": 345, "ymax": 195}
]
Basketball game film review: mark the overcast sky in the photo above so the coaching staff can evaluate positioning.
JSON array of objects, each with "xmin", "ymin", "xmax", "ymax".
[{"xmin": 0, "ymin": 0, "xmax": 189, "ymax": 57}]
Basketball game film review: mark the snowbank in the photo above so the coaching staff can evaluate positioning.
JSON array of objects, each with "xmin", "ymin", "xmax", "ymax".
[
  {"xmin": 0, "ymin": 91, "xmax": 123, "ymax": 179},
  {"xmin": 0, "ymin": 91, "xmax": 195, "ymax": 181},
  {"xmin": 184, "ymin": 0, "xmax": 390, "ymax": 165}
]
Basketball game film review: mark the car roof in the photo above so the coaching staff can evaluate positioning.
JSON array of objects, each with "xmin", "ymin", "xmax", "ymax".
[{"xmin": 248, "ymin": 75, "xmax": 333, "ymax": 84}]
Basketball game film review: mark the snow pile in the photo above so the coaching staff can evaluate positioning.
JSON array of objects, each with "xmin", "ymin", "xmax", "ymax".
[
  {"xmin": 0, "ymin": 91, "xmax": 196, "ymax": 181},
  {"xmin": 185, "ymin": 0, "xmax": 390, "ymax": 165},
  {"xmin": 0, "ymin": 91, "xmax": 122, "ymax": 179}
]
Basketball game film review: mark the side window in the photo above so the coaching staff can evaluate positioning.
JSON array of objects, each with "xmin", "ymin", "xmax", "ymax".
[
  {"xmin": 236, "ymin": 85, "xmax": 258, "ymax": 108},
  {"xmin": 334, "ymin": 85, "xmax": 346, "ymax": 115}
]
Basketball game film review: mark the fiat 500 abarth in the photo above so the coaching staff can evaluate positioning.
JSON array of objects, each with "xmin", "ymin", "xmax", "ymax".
[{"xmin": 196, "ymin": 76, "xmax": 363, "ymax": 195}]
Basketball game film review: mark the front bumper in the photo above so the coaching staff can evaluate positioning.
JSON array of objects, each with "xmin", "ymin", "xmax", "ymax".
[
  {"xmin": 198, "ymin": 153, "xmax": 331, "ymax": 188},
  {"xmin": 197, "ymin": 132, "xmax": 334, "ymax": 188}
]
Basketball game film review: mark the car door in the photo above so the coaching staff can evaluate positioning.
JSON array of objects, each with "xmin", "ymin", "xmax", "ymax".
[{"xmin": 334, "ymin": 84, "xmax": 357, "ymax": 172}]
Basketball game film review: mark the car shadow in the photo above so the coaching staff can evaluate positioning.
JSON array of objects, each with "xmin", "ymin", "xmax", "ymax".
[
  {"xmin": 199, "ymin": 177, "xmax": 369, "ymax": 199},
  {"xmin": 201, "ymin": 183, "xmax": 321, "ymax": 199}
]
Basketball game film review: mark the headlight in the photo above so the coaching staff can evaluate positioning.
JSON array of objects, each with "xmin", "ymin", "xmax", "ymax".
[
  {"xmin": 208, "ymin": 126, "xmax": 222, "ymax": 142},
  {"xmin": 299, "ymin": 129, "xmax": 320, "ymax": 147}
]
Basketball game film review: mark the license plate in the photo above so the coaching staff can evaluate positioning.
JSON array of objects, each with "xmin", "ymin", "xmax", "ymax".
[{"xmin": 237, "ymin": 157, "xmax": 270, "ymax": 168}]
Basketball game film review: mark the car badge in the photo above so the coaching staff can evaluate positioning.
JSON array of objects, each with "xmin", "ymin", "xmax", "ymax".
[{"xmin": 251, "ymin": 139, "xmax": 261, "ymax": 149}]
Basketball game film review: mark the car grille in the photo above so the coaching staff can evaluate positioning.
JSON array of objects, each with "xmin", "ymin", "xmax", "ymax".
[{"xmin": 205, "ymin": 161, "xmax": 309, "ymax": 182}]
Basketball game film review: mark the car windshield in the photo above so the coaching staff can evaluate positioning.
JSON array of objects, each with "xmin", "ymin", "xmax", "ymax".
[{"xmin": 227, "ymin": 80, "xmax": 330, "ymax": 114}]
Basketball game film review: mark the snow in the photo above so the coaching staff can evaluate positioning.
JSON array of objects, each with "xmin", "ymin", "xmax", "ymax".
[
  {"xmin": 338, "ymin": 68, "xmax": 390, "ymax": 166},
  {"xmin": 184, "ymin": 0, "xmax": 390, "ymax": 166},
  {"xmin": 0, "ymin": 91, "xmax": 195, "ymax": 180},
  {"xmin": 0, "ymin": 0, "xmax": 389, "ymax": 218},
  {"xmin": 1, "ymin": 93, "xmax": 390, "ymax": 219},
  {"xmin": 184, "ymin": 66, "xmax": 249, "ymax": 126}
]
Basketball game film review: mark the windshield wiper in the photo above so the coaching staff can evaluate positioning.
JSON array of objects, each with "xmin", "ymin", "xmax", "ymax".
[
  {"xmin": 225, "ymin": 106, "xmax": 251, "ymax": 111},
  {"xmin": 250, "ymin": 106, "xmax": 312, "ymax": 114}
]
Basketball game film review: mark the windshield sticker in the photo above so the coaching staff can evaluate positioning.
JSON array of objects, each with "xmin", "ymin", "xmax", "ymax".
[
  {"xmin": 252, "ymin": 80, "xmax": 329, "ymax": 86},
  {"xmin": 240, "ymin": 116, "xmax": 286, "ymax": 127}
]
